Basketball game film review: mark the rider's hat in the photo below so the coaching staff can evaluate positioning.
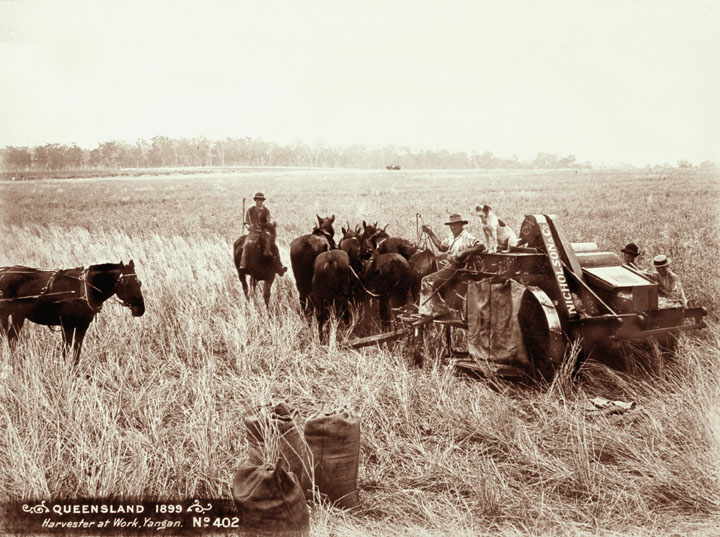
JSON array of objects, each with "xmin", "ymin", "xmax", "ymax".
[
  {"xmin": 653, "ymin": 254, "xmax": 671, "ymax": 268},
  {"xmin": 253, "ymin": 192, "xmax": 266, "ymax": 201},
  {"xmin": 621, "ymin": 242, "xmax": 640, "ymax": 257},
  {"xmin": 444, "ymin": 214, "xmax": 468, "ymax": 226}
]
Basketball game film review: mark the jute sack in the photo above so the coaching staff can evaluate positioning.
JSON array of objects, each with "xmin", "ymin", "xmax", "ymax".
[
  {"xmin": 232, "ymin": 461, "xmax": 310, "ymax": 537},
  {"xmin": 304, "ymin": 409, "xmax": 360, "ymax": 510},
  {"xmin": 245, "ymin": 403, "xmax": 313, "ymax": 499}
]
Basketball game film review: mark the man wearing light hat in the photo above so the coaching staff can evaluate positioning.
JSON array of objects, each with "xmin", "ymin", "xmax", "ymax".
[
  {"xmin": 239, "ymin": 192, "xmax": 286, "ymax": 275},
  {"xmin": 649, "ymin": 254, "xmax": 687, "ymax": 307},
  {"xmin": 418, "ymin": 213, "xmax": 486, "ymax": 317}
]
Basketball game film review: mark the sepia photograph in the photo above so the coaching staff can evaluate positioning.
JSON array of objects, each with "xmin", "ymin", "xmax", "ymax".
[{"xmin": 1, "ymin": 0, "xmax": 718, "ymax": 535}]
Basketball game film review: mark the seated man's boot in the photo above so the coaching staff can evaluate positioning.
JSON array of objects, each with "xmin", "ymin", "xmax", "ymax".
[{"xmin": 238, "ymin": 250, "xmax": 249, "ymax": 271}]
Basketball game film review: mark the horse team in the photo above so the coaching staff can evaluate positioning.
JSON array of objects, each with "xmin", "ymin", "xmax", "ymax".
[
  {"xmin": 270, "ymin": 214, "xmax": 437, "ymax": 335},
  {"xmin": 0, "ymin": 212, "xmax": 440, "ymax": 363}
]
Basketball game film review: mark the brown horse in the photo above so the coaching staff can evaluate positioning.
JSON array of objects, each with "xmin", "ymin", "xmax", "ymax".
[
  {"xmin": 311, "ymin": 249, "xmax": 353, "ymax": 337},
  {"xmin": 339, "ymin": 224, "xmax": 372, "ymax": 273},
  {"xmin": 0, "ymin": 261, "xmax": 145, "ymax": 365},
  {"xmin": 365, "ymin": 229, "xmax": 438, "ymax": 304},
  {"xmin": 362, "ymin": 253, "xmax": 411, "ymax": 327},
  {"xmin": 233, "ymin": 222, "xmax": 283, "ymax": 306},
  {"xmin": 290, "ymin": 215, "xmax": 336, "ymax": 313}
]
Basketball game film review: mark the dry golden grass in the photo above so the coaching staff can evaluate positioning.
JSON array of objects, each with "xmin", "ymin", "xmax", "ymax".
[{"xmin": 1, "ymin": 168, "xmax": 719, "ymax": 536}]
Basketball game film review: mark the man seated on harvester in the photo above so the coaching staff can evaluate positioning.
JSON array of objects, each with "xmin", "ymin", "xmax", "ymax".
[
  {"xmin": 239, "ymin": 192, "xmax": 287, "ymax": 275},
  {"xmin": 418, "ymin": 213, "xmax": 486, "ymax": 318}
]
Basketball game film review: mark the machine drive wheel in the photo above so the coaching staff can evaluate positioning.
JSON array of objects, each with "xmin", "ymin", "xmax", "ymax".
[{"xmin": 518, "ymin": 287, "xmax": 566, "ymax": 380}]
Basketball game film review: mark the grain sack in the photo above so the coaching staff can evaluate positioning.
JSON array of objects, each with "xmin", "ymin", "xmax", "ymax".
[
  {"xmin": 304, "ymin": 409, "xmax": 360, "ymax": 510},
  {"xmin": 244, "ymin": 403, "xmax": 313, "ymax": 499},
  {"xmin": 232, "ymin": 461, "xmax": 310, "ymax": 537}
]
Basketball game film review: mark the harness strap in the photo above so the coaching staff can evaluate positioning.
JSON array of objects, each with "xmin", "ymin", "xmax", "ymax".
[
  {"xmin": 40, "ymin": 270, "xmax": 61, "ymax": 296},
  {"xmin": 319, "ymin": 229, "xmax": 337, "ymax": 249},
  {"xmin": 348, "ymin": 265, "xmax": 383, "ymax": 298},
  {"xmin": 79, "ymin": 268, "xmax": 103, "ymax": 312}
]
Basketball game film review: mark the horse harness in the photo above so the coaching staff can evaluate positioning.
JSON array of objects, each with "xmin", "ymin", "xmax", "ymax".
[
  {"xmin": 0, "ymin": 267, "xmax": 137, "ymax": 312},
  {"xmin": 313, "ymin": 228, "xmax": 336, "ymax": 250}
]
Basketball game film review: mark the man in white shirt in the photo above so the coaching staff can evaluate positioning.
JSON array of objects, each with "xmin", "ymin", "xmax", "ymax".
[
  {"xmin": 649, "ymin": 255, "xmax": 687, "ymax": 307},
  {"xmin": 418, "ymin": 214, "xmax": 486, "ymax": 317}
]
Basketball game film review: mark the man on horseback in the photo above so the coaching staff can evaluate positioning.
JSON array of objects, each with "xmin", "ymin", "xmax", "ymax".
[{"xmin": 239, "ymin": 192, "xmax": 287, "ymax": 275}]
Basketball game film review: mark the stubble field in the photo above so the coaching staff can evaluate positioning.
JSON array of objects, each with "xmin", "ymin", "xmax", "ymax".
[{"xmin": 1, "ymin": 168, "xmax": 719, "ymax": 536}]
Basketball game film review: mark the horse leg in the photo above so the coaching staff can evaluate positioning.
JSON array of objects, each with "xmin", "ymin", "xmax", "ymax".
[
  {"xmin": 239, "ymin": 273, "xmax": 249, "ymax": 299},
  {"xmin": 263, "ymin": 276, "xmax": 275, "ymax": 307},
  {"xmin": 379, "ymin": 297, "xmax": 391, "ymax": 329},
  {"xmin": 316, "ymin": 307, "xmax": 327, "ymax": 341},
  {"xmin": 71, "ymin": 324, "xmax": 89, "ymax": 366},
  {"xmin": 0, "ymin": 312, "xmax": 9, "ymax": 340},
  {"xmin": 61, "ymin": 322, "xmax": 89, "ymax": 366},
  {"xmin": 411, "ymin": 276, "xmax": 421, "ymax": 304},
  {"xmin": 60, "ymin": 323, "xmax": 73, "ymax": 359},
  {"xmin": 2, "ymin": 313, "xmax": 24, "ymax": 349}
]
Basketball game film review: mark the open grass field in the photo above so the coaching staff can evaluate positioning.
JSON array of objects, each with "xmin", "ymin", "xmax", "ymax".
[{"xmin": 1, "ymin": 168, "xmax": 719, "ymax": 536}]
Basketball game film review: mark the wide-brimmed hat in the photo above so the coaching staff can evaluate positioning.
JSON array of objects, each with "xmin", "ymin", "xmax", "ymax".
[
  {"xmin": 444, "ymin": 214, "xmax": 468, "ymax": 226},
  {"xmin": 621, "ymin": 242, "xmax": 640, "ymax": 256},
  {"xmin": 253, "ymin": 192, "xmax": 266, "ymax": 200},
  {"xmin": 653, "ymin": 254, "xmax": 671, "ymax": 268}
]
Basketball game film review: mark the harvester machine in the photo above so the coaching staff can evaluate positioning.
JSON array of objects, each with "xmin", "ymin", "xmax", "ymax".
[
  {"xmin": 350, "ymin": 214, "xmax": 707, "ymax": 379},
  {"xmin": 479, "ymin": 214, "xmax": 708, "ymax": 377}
]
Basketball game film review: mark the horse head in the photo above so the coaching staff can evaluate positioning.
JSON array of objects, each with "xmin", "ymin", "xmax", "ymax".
[
  {"xmin": 368, "ymin": 224, "xmax": 390, "ymax": 249},
  {"xmin": 340, "ymin": 225, "xmax": 372, "ymax": 267},
  {"xmin": 114, "ymin": 260, "xmax": 145, "ymax": 317},
  {"xmin": 361, "ymin": 220, "xmax": 376, "ymax": 242},
  {"xmin": 315, "ymin": 214, "xmax": 336, "ymax": 237},
  {"xmin": 259, "ymin": 221, "xmax": 278, "ymax": 258}
]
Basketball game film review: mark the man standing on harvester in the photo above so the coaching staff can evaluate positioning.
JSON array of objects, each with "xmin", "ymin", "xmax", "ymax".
[
  {"xmin": 239, "ymin": 192, "xmax": 286, "ymax": 275},
  {"xmin": 419, "ymin": 213, "xmax": 486, "ymax": 317}
]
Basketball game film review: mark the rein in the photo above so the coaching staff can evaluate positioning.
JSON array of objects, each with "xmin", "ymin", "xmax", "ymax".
[
  {"xmin": 416, "ymin": 213, "xmax": 435, "ymax": 253},
  {"xmin": 348, "ymin": 265, "xmax": 383, "ymax": 298}
]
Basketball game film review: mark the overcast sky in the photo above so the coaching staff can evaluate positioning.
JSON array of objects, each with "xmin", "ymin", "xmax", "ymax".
[{"xmin": 1, "ymin": 0, "xmax": 718, "ymax": 165}]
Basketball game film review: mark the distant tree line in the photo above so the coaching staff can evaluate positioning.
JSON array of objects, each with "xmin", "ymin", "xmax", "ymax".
[{"xmin": 1, "ymin": 136, "xmax": 593, "ymax": 171}]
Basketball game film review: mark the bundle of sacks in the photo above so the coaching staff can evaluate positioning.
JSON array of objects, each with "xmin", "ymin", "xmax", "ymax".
[{"xmin": 232, "ymin": 402, "xmax": 360, "ymax": 536}]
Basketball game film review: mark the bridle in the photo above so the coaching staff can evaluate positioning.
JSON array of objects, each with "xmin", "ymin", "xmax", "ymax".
[{"xmin": 111, "ymin": 272, "xmax": 143, "ymax": 310}]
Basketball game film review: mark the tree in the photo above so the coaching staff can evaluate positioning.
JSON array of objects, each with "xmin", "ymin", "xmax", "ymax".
[
  {"xmin": 3, "ymin": 146, "xmax": 32, "ymax": 170},
  {"xmin": 33, "ymin": 145, "xmax": 49, "ymax": 170},
  {"xmin": 66, "ymin": 145, "xmax": 84, "ymax": 169}
]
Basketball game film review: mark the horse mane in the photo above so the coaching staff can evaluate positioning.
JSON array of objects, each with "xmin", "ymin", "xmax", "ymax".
[
  {"xmin": 263, "ymin": 221, "xmax": 278, "ymax": 240},
  {"xmin": 88, "ymin": 263, "xmax": 124, "ymax": 273}
]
